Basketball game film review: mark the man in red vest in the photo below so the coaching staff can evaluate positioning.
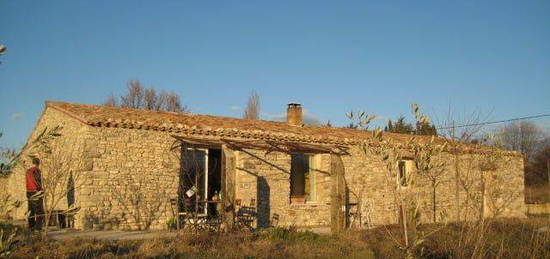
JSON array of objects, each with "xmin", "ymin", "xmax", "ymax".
[{"xmin": 26, "ymin": 157, "xmax": 44, "ymax": 230}]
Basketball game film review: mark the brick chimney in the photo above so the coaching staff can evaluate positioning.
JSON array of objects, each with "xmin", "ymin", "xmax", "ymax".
[{"xmin": 286, "ymin": 103, "xmax": 303, "ymax": 126}]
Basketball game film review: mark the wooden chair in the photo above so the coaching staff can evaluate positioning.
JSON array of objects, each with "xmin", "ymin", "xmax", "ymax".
[
  {"xmin": 271, "ymin": 213, "xmax": 280, "ymax": 227},
  {"xmin": 235, "ymin": 198, "xmax": 257, "ymax": 231}
]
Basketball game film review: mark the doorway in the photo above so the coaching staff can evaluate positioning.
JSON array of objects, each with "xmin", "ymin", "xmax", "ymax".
[{"xmin": 178, "ymin": 147, "xmax": 222, "ymax": 216}]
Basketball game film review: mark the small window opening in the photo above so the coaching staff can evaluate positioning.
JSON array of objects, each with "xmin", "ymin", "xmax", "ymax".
[
  {"xmin": 398, "ymin": 160, "xmax": 409, "ymax": 187},
  {"xmin": 290, "ymin": 153, "xmax": 315, "ymax": 202}
]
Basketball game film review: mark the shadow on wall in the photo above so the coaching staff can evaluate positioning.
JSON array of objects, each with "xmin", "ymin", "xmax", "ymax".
[
  {"xmin": 83, "ymin": 210, "xmax": 122, "ymax": 230},
  {"xmin": 257, "ymin": 176, "xmax": 270, "ymax": 228}
]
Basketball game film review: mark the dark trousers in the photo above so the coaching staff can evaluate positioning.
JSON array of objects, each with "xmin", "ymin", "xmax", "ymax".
[{"xmin": 27, "ymin": 191, "xmax": 44, "ymax": 230}]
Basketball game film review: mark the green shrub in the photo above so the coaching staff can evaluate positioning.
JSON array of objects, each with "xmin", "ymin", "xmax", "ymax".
[{"xmin": 166, "ymin": 218, "xmax": 177, "ymax": 230}]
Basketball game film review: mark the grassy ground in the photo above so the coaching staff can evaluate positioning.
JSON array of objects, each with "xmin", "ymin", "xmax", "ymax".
[
  {"xmin": 525, "ymin": 184, "xmax": 550, "ymax": 204},
  {"xmin": 2, "ymin": 218, "xmax": 549, "ymax": 259}
]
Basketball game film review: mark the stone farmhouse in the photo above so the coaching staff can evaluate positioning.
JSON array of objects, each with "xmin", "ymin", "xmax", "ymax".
[{"xmin": 3, "ymin": 101, "xmax": 526, "ymax": 231}]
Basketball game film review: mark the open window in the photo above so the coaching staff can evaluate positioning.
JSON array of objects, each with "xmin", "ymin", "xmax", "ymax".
[
  {"xmin": 290, "ymin": 153, "xmax": 316, "ymax": 203},
  {"xmin": 178, "ymin": 148, "xmax": 222, "ymax": 216}
]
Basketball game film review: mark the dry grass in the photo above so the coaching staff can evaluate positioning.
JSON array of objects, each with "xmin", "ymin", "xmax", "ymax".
[
  {"xmin": 3, "ymin": 218, "xmax": 549, "ymax": 259},
  {"xmin": 525, "ymin": 184, "xmax": 550, "ymax": 204}
]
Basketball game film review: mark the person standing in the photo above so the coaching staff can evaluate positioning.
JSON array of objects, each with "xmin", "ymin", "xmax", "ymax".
[{"xmin": 26, "ymin": 157, "xmax": 44, "ymax": 230}]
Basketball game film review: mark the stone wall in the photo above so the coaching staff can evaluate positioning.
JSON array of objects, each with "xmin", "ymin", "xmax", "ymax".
[
  {"xmin": 3, "ymin": 107, "xmax": 526, "ymax": 230},
  {"xmin": 4, "ymin": 107, "xmax": 91, "ymax": 220},
  {"xmin": 235, "ymin": 149, "xmax": 332, "ymax": 228},
  {"xmin": 337, "ymin": 147, "xmax": 526, "ymax": 228},
  {"xmin": 339, "ymin": 147, "xmax": 400, "ymax": 227},
  {"xmin": 82, "ymin": 137, "xmax": 526, "ymax": 230},
  {"xmin": 79, "ymin": 126, "xmax": 181, "ymax": 230},
  {"xmin": 0, "ymin": 176, "xmax": 11, "ymax": 219}
]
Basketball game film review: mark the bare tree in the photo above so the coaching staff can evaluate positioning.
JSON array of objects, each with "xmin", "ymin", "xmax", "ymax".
[
  {"xmin": 164, "ymin": 91, "xmax": 186, "ymax": 113},
  {"xmin": 104, "ymin": 80, "xmax": 188, "ymax": 113},
  {"xmin": 433, "ymin": 105, "xmax": 492, "ymax": 143},
  {"xmin": 103, "ymin": 94, "xmax": 117, "ymax": 107},
  {"xmin": 528, "ymin": 139, "xmax": 550, "ymax": 184},
  {"xmin": 28, "ymin": 126, "xmax": 86, "ymax": 236},
  {"xmin": 474, "ymin": 139, "xmax": 522, "ymax": 218},
  {"xmin": 496, "ymin": 123, "xmax": 547, "ymax": 203},
  {"xmin": 156, "ymin": 90, "xmax": 168, "ymax": 111},
  {"xmin": 410, "ymin": 104, "xmax": 448, "ymax": 222},
  {"xmin": 361, "ymin": 129, "xmax": 423, "ymax": 258},
  {"xmin": 498, "ymin": 121, "xmax": 541, "ymax": 161},
  {"xmin": 1, "ymin": 128, "xmax": 64, "ymax": 223},
  {"xmin": 120, "ymin": 80, "xmax": 145, "ymax": 109},
  {"xmin": 39, "ymin": 142, "xmax": 84, "ymax": 235},
  {"xmin": 432, "ymin": 105, "xmax": 491, "ymax": 222},
  {"xmin": 143, "ymin": 88, "xmax": 159, "ymax": 111},
  {"xmin": 243, "ymin": 91, "xmax": 260, "ymax": 120},
  {"xmin": 352, "ymin": 104, "xmax": 450, "ymax": 258},
  {"xmin": 8, "ymin": 126, "xmax": 83, "ymax": 236},
  {"xmin": 410, "ymin": 136, "xmax": 447, "ymax": 222}
]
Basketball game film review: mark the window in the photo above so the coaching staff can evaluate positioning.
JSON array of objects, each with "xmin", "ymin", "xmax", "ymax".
[
  {"xmin": 397, "ymin": 160, "xmax": 409, "ymax": 187},
  {"xmin": 290, "ymin": 153, "xmax": 316, "ymax": 202}
]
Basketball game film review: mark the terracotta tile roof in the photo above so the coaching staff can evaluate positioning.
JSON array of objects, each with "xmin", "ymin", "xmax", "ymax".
[
  {"xmin": 45, "ymin": 101, "xmax": 518, "ymax": 156},
  {"xmin": 46, "ymin": 101, "xmax": 436, "ymax": 146}
]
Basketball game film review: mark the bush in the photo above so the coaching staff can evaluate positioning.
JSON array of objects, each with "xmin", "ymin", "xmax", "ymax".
[
  {"xmin": 0, "ymin": 222, "xmax": 30, "ymax": 257},
  {"xmin": 418, "ymin": 219, "xmax": 550, "ymax": 259},
  {"xmin": 166, "ymin": 217, "xmax": 177, "ymax": 230},
  {"xmin": 6, "ymin": 218, "xmax": 549, "ymax": 258},
  {"xmin": 256, "ymin": 227, "xmax": 323, "ymax": 243}
]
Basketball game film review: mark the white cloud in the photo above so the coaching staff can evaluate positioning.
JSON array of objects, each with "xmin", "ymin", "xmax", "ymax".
[
  {"xmin": 302, "ymin": 110, "xmax": 324, "ymax": 126},
  {"xmin": 262, "ymin": 109, "xmax": 324, "ymax": 126},
  {"xmin": 9, "ymin": 112, "xmax": 22, "ymax": 121}
]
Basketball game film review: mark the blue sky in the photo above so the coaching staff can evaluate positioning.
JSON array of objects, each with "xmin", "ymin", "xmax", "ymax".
[{"xmin": 1, "ymin": 0, "xmax": 549, "ymax": 148}]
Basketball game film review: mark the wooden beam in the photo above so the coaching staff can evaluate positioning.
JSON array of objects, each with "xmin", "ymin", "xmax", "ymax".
[
  {"xmin": 171, "ymin": 135, "xmax": 223, "ymax": 148},
  {"xmin": 172, "ymin": 134, "xmax": 348, "ymax": 155}
]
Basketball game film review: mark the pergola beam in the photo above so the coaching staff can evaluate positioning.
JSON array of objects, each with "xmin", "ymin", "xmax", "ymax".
[{"xmin": 171, "ymin": 135, "xmax": 349, "ymax": 155}]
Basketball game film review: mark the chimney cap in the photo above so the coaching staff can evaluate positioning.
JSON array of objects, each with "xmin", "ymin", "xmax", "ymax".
[{"xmin": 286, "ymin": 102, "xmax": 303, "ymax": 126}]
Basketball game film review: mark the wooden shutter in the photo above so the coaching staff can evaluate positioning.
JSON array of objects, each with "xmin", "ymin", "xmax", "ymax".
[
  {"xmin": 330, "ymin": 154, "xmax": 347, "ymax": 234},
  {"xmin": 222, "ymin": 145, "xmax": 236, "ymax": 229}
]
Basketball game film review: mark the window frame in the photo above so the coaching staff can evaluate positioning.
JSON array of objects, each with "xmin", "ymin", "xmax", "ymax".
[
  {"xmin": 290, "ymin": 153, "xmax": 317, "ymax": 203},
  {"xmin": 182, "ymin": 147, "xmax": 209, "ymax": 215},
  {"xmin": 305, "ymin": 155, "xmax": 317, "ymax": 202}
]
